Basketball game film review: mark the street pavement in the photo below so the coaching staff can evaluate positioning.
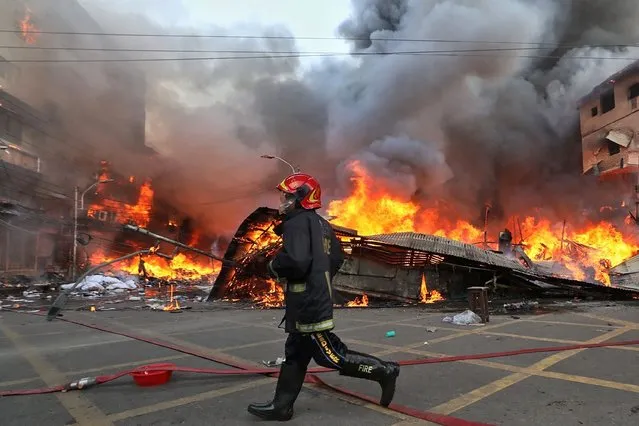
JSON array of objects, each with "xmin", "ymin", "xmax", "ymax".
[{"xmin": 1, "ymin": 301, "xmax": 639, "ymax": 425}]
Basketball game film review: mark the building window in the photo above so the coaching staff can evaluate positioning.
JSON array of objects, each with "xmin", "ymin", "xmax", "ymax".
[
  {"xmin": 629, "ymin": 83, "xmax": 639, "ymax": 100},
  {"xmin": 607, "ymin": 140, "xmax": 621, "ymax": 156},
  {"xmin": 601, "ymin": 89, "xmax": 615, "ymax": 114},
  {"xmin": 591, "ymin": 106, "xmax": 598, "ymax": 117}
]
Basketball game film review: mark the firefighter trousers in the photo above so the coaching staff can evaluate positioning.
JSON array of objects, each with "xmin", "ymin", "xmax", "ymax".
[{"xmin": 285, "ymin": 331, "xmax": 348, "ymax": 370}]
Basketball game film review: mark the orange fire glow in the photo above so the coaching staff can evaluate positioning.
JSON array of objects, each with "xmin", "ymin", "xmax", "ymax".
[
  {"xmin": 518, "ymin": 217, "xmax": 638, "ymax": 285},
  {"xmin": 163, "ymin": 284, "xmax": 181, "ymax": 311},
  {"xmin": 328, "ymin": 160, "xmax": 639, "ymax": 286},
  {"xmin": 223, "ymin": 222, "xmax": 285, "ymax": 307},
  {"xmin": 420, "ymin": 275, "xmax": 444, "ymax": 303},
  {"xmin": 257, "ymin": 278, "xmax": 285, "ymax": 308},
  {"xmin": 19, "ymin": 9, "xmax": 39, "ymax": 45},
  {"xmin": 90, "ymin": 249, "xmax": 220, "ymax": 280},
  {"xmin": 345, "ymin": 293, "xmax": 369, "ymax": 307},
  {"xmin": 87, "ymin": 179, "xmax": 154, "ymax": 227}
]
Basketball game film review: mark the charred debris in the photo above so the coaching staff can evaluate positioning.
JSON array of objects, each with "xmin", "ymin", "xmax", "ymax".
[{"xmin": 207, "ymin": 207, "xmax": 639, "ymax": 306}]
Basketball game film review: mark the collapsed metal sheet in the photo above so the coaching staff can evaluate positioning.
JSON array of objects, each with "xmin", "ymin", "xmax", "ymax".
[
  {"xmin": 365, "ymin": 232, "xmax": 527, "ymax": 271},
  {"xmin": 609, "ymin": 253, "xmax": 639, "ymax": 291}
]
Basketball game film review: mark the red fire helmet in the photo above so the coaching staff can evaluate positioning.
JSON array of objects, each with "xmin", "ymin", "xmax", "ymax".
[{"xmin": 276, "ymin": 173, "xmax": 322, "ymax": 210}]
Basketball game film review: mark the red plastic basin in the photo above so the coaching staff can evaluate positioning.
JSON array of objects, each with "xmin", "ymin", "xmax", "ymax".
[{"xmin": 130, "ymin": 363, "xmax": 175, "ymax": 387}]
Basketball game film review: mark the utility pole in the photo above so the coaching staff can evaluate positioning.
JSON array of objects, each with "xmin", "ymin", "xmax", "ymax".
[
  {"xmin": 71, "ymin": 178, "xmax": 114, "ymax": 280},
  {"xmin": 72, "ymin": 185, "xmax": 78, "ymax": 280}
]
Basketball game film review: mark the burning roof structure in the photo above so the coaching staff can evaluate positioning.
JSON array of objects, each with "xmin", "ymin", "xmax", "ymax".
[{"xmin": 207, "ymin": 206, "xmax": 639, "ymax": 308}]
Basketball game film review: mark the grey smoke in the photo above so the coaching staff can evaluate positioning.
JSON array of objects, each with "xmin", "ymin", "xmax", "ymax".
[
  {"xmin": 3, "ymin": 0, "xmax": 639, "ymax": 238},
  {"xmin": 328, "ymin": 0, "xmax": 639, "ymax": 227}
]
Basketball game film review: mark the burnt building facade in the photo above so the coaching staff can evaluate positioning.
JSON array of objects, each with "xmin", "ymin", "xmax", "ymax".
[
  {"xmin": 578, "ymin": 61, "xmax": 639, "ymax": 221},
  {"xmin": 0, "ymin": 0, "xmax": 149, "ymax": 278},
  {"xmin": 0, "ymin": 90, "xmax": 71, "ymax": 277}
]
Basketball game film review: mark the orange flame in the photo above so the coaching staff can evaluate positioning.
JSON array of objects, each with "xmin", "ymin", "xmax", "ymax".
[
  {"xmin": 255, "ymin": 278, "xmax": 285, "ymax": 307},
  {"xmin": 163, "ymin": 284, "xmax": 181, "ymax": 311},
  {"xmin": 345, "ymin": 293, "xmax": 369, "ymax": 307},
  {"xmin": 519, "ymin": 217, "xmax": 638, "ymax": 285},
  {"xmin": 420, "ymin": 275, "xmax": 444, "ymax": 303},
  {"xmin": 328, "ymin": 160, "xmax": 639, "ymax": 286},
  {"xmin": 87, "ymin": 179, "xmax": 154, "ymax": 227},
  {"xmin": 19, "ymin": 9, "xmax": 39, "ymax": 45},
  {"xmin": 327, "ymin": 161, "xmax": 483, "ymax": 242},
  {"xmin": 217, "ymin": 221, "xmax": 285, "ymax": 307},
  {"xmin": 90, "ymin": 249, "xmax": 220, "ymax": 280}
]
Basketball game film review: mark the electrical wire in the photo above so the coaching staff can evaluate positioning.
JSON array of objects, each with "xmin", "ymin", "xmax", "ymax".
[
  {"xmin": 4, "ymin": 51, "xmax": 639, "ymax": 64},
  {"xmin": 0, "ymin": 45, "xmax": 575, "ymax": 54},
  {"xmin": 2, "ymin": 28, "xmax": 639, "ymax": 49}
]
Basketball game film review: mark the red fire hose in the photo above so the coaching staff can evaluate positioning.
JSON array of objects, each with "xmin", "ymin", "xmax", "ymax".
[{"xmin": 3, "ymin": 312, "xmax": 639, "ymax": 426}]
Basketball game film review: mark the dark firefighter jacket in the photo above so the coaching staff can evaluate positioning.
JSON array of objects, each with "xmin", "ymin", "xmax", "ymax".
[{"xmin": 267, "ymin": 208, "xmax": 345, "ymax": 333}]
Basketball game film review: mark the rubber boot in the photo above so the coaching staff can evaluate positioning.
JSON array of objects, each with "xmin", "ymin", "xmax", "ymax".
[
  {"xmin": 247, "ymin": 361, "xmax": 306, "ymax": 421},
  {"xmin": 339, "ymin": 351, "xmax": 400, "ymax": 407}
]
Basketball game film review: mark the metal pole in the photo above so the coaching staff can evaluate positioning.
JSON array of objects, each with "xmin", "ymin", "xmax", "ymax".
[
  {"xmin": 483, "ymin": 204, "xmax": 490, "ymax": 249},
  {"xmin": 123, "ymin": 224, "xmax": 235, "ymax": 265},
  {"xmin": 72, "ymin": 186, "xmax": 78, "ymax": 280},
  {"xmin": 635, "ymin": 171, "xmax": 639, "ymax": 223},
  {"xmin": 80, "ymin": 182, "xmax": 98, "ymax": 211},
  {"xmin": 48, "ymin": 249, "xmax": 152, "ymax": 321},
  {"xmin": 260, "ymin": 155, "xmax": 299, "ymax": 173}
]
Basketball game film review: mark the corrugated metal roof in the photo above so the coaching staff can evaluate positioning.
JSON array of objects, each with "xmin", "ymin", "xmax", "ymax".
[
  {"xmin": 611, "ymin": 271, "xmax": 639, "ymax": 291},
  {"xmin": 610, "ymin": 253, "xmax": 639, "ymax": 274},
  {"xmin": 365, "ymin": 232, "xmax": 527, "ymax": 271}
]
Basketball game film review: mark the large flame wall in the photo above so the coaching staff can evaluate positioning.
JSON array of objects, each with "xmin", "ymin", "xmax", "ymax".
[{"xmin": 327, "ymin": 160, "xmax": 639, "ymax": 286}]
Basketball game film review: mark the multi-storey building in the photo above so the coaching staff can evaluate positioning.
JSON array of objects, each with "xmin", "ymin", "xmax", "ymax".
[
  {"xmin": 0, "ymin": 0, "xmax": 149, "ymax": 277},
  {"xmin": 578, "ymin": 60, "xmax": 639, "ymax": 221}
]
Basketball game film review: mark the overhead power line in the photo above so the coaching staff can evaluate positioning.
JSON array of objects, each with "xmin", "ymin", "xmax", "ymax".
[
  {"xmin": 0, "ymin": 45, "xmax": 551, "ymax": 54},
  {"xmin": 2, "ymin": 28, "xmax": 639, "ymax": 49},
  {"xmin": 3, "ymin": 51, "xmax": 639, "ymax": 64}
]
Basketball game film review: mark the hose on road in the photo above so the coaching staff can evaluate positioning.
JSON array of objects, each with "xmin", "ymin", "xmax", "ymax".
[{"xmin": 3, "ymin": 312, "xmax": 638, "ymax": 426}]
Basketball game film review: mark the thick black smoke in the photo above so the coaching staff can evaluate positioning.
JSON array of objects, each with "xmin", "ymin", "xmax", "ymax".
[
  {"xmin": 2, "ymin": 0, "xmax": 638, "ymax": 237},
  {"xmin": 329, "ymin": 0, "xmax": 639, "ymax": 227}
]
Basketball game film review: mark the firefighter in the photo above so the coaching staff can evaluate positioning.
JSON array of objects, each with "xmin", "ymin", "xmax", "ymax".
[{"xmin": 247, "ymin": 172, "xmax": 400, "ymax": 421}]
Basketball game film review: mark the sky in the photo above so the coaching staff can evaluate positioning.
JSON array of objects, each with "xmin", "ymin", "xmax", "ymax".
[{"xmin": 79, "ymin": 0, "xmax": 352, "ymax": 65}]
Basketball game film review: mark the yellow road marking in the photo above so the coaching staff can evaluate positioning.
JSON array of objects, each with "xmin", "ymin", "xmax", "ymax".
[
  {"xmin": 576, "ymin": 312, "xmax": 639, "ymax": 329},
  {"xmin": 429, "ymin": 326, "xmax": 632, "ymax": 414},
  {"xmin": 0, "ymin": 322, "xmax": 113, "ymax": 426},
  {"xmin": 394, "ymin": 316, "xmax": 639, "ymax": 352},
  {"xmin": 372, "ymin": 316, "xmax": 531, "ymax": 357},
  {"xmin": 0, "ymin": 377, "xmax": 40, "ymax": 389},
  {"xmin": 520, "ymin": 318, "xmax": 624, "ymax": 329},
  {"xmin": 391, "ymin": 419, "xmax": 439, "ymax": 425},
  {"xmin": 107, "ymin": 378, "xmax": 274, "ymax": 422},
  {"xmin": 307, "ymin": 383, "xmax": 408, "ymax": 419},
  {"xmin": 344, "ymin": 337, "xmax": 639, "ymax": 395}
]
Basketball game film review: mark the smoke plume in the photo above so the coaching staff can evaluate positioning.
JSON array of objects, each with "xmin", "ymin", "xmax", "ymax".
[{"xmin": 2, "ymin": 0, "xmax": 639, "ymax": 237}]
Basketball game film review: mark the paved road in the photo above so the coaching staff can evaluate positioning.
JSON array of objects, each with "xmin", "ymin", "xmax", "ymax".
[{"xmin": 1, "ymin": 301, "xmax": 639, "ymax": 425}]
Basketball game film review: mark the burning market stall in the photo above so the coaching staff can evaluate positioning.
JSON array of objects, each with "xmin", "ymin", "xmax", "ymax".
[{"xmin": 207, "ymin": 207, "xmax": 639, "ymax": 307}]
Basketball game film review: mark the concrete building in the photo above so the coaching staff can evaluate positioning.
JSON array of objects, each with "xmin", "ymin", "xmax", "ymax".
[
  {"xmin": 578, "ymin": 61, "xmax": 639, "ymax": 177},
  {"xmin": 0, "ymin": 0, "xmax": 149, "ymax": 278},
  {"xmin": 0, "ymin": 90, "xmax": 71, "ymax": 277}
]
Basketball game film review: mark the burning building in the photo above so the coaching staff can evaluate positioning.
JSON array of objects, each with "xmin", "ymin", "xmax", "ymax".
[
  {"xmin": 0, "ymin": 1, "xmax": 152, "ymax": 279},
  {"xmin": 79, "ymin": 161, "xmax": 222, "ymax": 283}
]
